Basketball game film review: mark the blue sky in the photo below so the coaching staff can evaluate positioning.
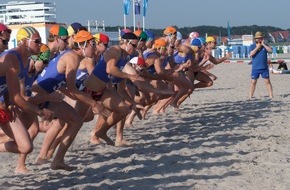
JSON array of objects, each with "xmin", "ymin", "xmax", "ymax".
[{"xmin": 7, "ymin": 0, "xmax": 290, "ymax": 29}]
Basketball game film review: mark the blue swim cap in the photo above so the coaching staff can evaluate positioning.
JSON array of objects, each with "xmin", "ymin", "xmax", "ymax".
[
  {"xmin": 144, "ymin": 30, "xmax": 155, "ymax": 41},
  {"xmin": 176, "ymin": 31, "xmax": 182, "ymax": 40},
  {"xmin": 191, "ymin": 37, "xmax": 205, "ymax": 47},
  {"xmin": 198, "ymin": 37, "xmax": 206, "ymax": 45}
]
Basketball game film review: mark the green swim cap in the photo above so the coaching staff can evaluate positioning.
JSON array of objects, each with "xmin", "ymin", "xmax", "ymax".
[
  {"xmin": 139, "ymin": 31, "xmax": 148, "ymax": 41},
  {"xmin": 37, "ymin": 50, "xmax": 51, "ymax": 62}
]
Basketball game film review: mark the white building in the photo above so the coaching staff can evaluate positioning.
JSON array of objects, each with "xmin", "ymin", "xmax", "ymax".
[
  {"xmin": 0, "ymin": 1, "xmax": 56, "ymax": 24},
  {"xmin": 0, "ymin": 1, "xmax": 60, "ymax": 48}
]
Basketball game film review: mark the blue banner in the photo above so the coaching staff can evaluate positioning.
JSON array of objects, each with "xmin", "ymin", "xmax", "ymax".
[
  {"xmin": 123, "ymin": 0, "xmax": 131, "ymax": 15},
  {"xmin": 135, "ymin": 0, "xmax": 141, "ymax": 15},
  {"xmin": 143, "ymin": 0, "xmax": 148, "ymax": 17}
]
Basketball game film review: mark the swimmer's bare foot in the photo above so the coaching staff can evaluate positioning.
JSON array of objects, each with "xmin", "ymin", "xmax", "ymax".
[
  {"xmin": 141, "ymin": 110, "xmax": 148, "ymax": 120},
  {"xmin": 159, "ymin": 108, "xmax": 166, "ymax": 114},
  {"xmin": 15, "ymin": 166, "xmax": 31, "ymax": 174},
  {"xmin": 115, "ymin": 140, "xmax": 132, "ymax": 147},
  {"xmin": 170, "ymin": 101, "xmax": 178, "ymax": 109},
  {"xmin": 95, "ymin": 131, "xmax": 114, "ymax": 146},
  {"xmin": 35, "ymin": 156, "xmax": 50, "ymax": 165},
  {"xmin": 90, "ymin": 136, "xmax": 102, "ymax": 145},
  {"xmin": 51, "ymin": 162, "xmax": 77, "ymax": 171},
  {"xmin": 136, "ymin": 110, "xmax": 143, "ymax": 120},
  {"xmin": 212, "ymin": 76, "xmax": 218, "ymax": 80},
  {"xmin": 124, "ymin": 123, "xmax": 134, "ymax": 128},
  {"xmin": 152, "ymin": 108, "xmax": 161, "ymax": 115},
  {"xmin": 46, "ymin": 150, "xmax": 55, "ymax": 160}
]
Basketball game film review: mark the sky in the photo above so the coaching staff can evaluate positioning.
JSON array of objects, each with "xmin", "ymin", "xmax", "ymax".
[{"xmin": 4, "ymin": 0, "xmax": 290, "ymax": 30}]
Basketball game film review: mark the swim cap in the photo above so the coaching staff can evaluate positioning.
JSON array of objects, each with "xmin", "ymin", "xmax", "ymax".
[
  {"xmin": 0, "ymin": 23, "xmax": 11, "ymax": 33},
  {"xmin": 122, "ymin": 32, "xmax": 138, "ymax": 40},
  {"xmin": 191, "ymin": 37, "xmax": 205, "ymax": 47},
  {"xmin": 40, "ymin": 44, "xmax": 49, "ymax": 52},
  {"xmin": 121, "ymin": 28, "xmax": 132, "ymax": 37},
  {"xmin": 176, "ymin": 31, "xmax": 182, "ymax": 40},
  {"xmin": 189, "ymin": 32, "xmax": 199, "ymax": 39},
  {"xmin": 49, "ymin": 25, "xmax": 68, "ymax": 37},
  {"xmin": 206, "ymin": 36, "xmax": 216, "ymax": 43},
  {"xmin": 144, "ymin": 30, "xmax": 155, "ymax": 41},
  {"xmin": 154, "ymin": 38, "xmax": 167, "ymax": 48},
  {"xmin": 134, "ymin": 29, "xmax": 142, "ymax": 37},
  {"xmin": 67, "ymin": 22, "xmax": 87, "ymax": 36},
  {"xmin": 16, "ymin": 26, "xmax": 39, "ymax": 42},
  {"xmin": 94, "ymin": 33, "xmax": 109, "ymax": 44},
  {"xmin": 37, "ymin": 44, "xmax": 51, "ymax": 62},
  {"xmin": 199, "ymin": 37, "xmax": 206, "ymax": 45},
  {"xmin": 74, "ymin": 30, "xmax": 94, "ymax": 43},
  {"xmin": 134, "ymin": 30, "xmax": 148, "ymax": 41},
  {"xmin": 130, "ymin": 56, "xmax": 146, "ymax": 67},
  {"xmin": 163, "ymin": 26, "xmax": 177, "ymax": 35}
]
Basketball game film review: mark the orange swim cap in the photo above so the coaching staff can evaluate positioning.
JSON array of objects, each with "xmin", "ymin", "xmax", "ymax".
[
  {"xmin": 154, "ymin": 38, "xmax": 167, "ymax": 48},
  {"xmin": 74, "ymin": 30, "xmax": 94, "ymax": 43},
  {"xmin": 163, "ymin": 26, "xmax": 177, "ymax": 35}
]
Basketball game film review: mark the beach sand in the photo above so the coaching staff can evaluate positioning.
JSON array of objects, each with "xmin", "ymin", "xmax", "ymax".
[{"xmin": 1, "ymin": 62, "xmax": 290, "ymax": 190}]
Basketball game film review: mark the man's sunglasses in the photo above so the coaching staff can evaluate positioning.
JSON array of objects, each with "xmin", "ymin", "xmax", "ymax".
[
  {"xmin": 99, "ymin": 42, "xmax": 108, "ymax": 48},
  {"xmin": 30, "ymin": 38, "xmax": 42, "ymax": 44},
  {"xmin": 60, "ymin": 37, "xmax": 69, "ymax": 43},
  {"xmin": 129, "ymin": 40, "xmax": 137, "ymax": 48},
  {"xmin": 0, "ymin": 38, "xmax": 9, "ymax": 46}
]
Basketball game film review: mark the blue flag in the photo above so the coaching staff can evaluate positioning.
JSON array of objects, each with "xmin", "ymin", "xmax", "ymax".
[
  {"xmin": 135, "ymin": 0, "xmax": 141, "ymax": 15},
  {"xmin": 143, "ymin": 0, "xmax": 148, "ymax": 17},
  {"xmin": 123, "ymin": 0, "xmax": 131, "ymax": 15}
]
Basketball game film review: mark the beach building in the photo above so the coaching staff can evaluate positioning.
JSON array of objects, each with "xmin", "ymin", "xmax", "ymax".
[
  {"xmin": 0, "ymin": 1, "xmax": 120, "ymax": 49},
  {"xmin": 0, "ymin": 1, "xmax": 62, "ymax": 48},
  {"xmin": 0, "ymin": 1, "xmax": 57, "ymax": 24}
]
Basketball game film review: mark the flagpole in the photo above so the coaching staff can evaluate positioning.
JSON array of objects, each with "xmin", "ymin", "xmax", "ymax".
[
  {"xmin": 142, "ymin": 0, "xmax": 148, "ymax": 31},
  {"xmin": 124, "ymin": 14, "xmax": 126, "ymax": 29},
  {"xmin": 143, "ymin": 16, "xmax": 145, "ymax": 31},
  {"xmin": 123, "ymin": 0, "xmax": 131, "ymax": 30},
  {"xmin": 133, "ymin": 0, "xmax": 136, "ymax": 31}
]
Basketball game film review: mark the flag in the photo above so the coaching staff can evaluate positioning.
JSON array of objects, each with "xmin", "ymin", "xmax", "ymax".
[
  {"xmin": 135, "ymin": 0, "xmax": 141, "ymax": 15},
  {"xmin": 268, "ymin": 32, "xmax": 275, "ymax": 43},
  {"xmin": 118, "ymin": 27, "xmax": 121, "ymax": 41},
  {"xmin": 123, "ymin": 0, "xmax": 131, "ymax": 15},
  {"xmin": 143, "ymin": 0, "xmax": 148, "ymax": 17}
]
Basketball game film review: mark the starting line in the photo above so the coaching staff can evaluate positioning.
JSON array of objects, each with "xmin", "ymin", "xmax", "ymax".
[
  {"xmin": 223, "ymin": 60, "xmax": 251, "ymax": 64},
  {"xmin": 224, "ymin": 58, "xmax": 290, "ymax": 64}
]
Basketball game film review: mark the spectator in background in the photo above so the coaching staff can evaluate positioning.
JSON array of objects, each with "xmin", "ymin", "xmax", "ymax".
[
  {"xmin": 249, "ymin": 31, "xmax": 273, "ymax": 99},
  {"xmin": 0, "ymin": 23, "xmax": 11, "ymax": 53}
]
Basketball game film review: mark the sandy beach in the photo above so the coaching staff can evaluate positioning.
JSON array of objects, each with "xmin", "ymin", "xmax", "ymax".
[{"xmin": 1, "ymin": 62, "xmax": 290, "ymax": 190}]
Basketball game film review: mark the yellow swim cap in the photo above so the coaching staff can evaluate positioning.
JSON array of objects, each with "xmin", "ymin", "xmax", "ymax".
[
  {"xmin": 16, "ymin": 26, "xmax": 39, "ymax": 42},
  {"xmin": 206, "ymin": 36, "xmax": 216, "ymax": 43}
]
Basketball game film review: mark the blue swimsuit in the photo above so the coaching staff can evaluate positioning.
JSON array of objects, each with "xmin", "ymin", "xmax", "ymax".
[
  {"xmin": 91, "ymin": 52, "xmax": 129, "ymax": 84},
  {"xmin": 37, "ymin": 50, "xmax": 70, "ymax": 93},
  {"xmin": 143, "ymin": 51, "xmax": 159, "ymax": 74},
  {"xmin": 174, "ymin": 51, "xmax": 193, "ymax": 64},
  {"xmin": 0, "ymin": 50, "xmax": 29, "ymax": 96},
  {"xmin": 144, "ymin": 50, "xmax": 169, "ymax": 74}
]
